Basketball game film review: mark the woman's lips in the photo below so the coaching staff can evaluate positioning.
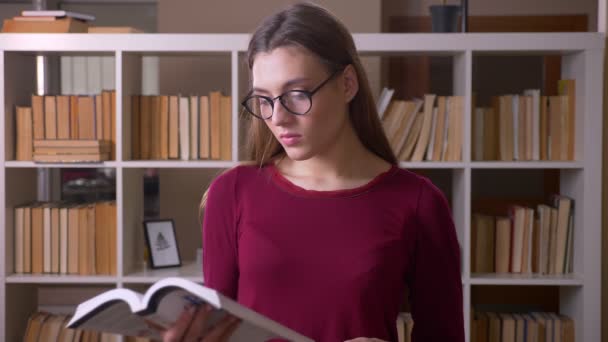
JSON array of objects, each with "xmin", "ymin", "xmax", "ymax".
[{"xmin": 279, "ymin": 134, "xmax": 302, "ymax": 146}]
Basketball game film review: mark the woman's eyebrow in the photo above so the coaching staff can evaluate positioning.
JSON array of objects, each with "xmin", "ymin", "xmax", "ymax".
[{"xmin": 252, "ymin": 77, "xmax": 312, "ymax": 94}]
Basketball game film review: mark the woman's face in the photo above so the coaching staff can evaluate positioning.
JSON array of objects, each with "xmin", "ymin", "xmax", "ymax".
[{"xmin": 251, "ymin": 46, "xmax": 354, "ymax": 161}]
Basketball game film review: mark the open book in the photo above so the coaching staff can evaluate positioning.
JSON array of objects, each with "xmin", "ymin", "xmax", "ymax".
[{"xmin": 66, "ymin": 277, "xmax": 314, "ymax": 342}]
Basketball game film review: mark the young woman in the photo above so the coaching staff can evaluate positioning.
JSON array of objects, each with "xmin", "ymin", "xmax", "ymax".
[{"xmin": 161, "ymin": 2, "xmax": 464, "ymax": 342}]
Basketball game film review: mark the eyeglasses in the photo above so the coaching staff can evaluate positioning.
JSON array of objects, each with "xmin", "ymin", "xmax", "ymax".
[{"xmin": 241, "ymin": 69, "xmax": 340, "ymax": 120}]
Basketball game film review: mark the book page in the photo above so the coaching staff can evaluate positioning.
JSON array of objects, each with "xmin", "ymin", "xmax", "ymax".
[
  {"xmin": 77, "ymin": 301, "xmax": 160, "ymax": 339},
  {"xmin": 143, "ymin": 289, "xmax": 279, "ymax": 342}
]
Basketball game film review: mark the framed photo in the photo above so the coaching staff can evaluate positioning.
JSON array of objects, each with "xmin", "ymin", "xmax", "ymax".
[{"xmin": 143, "ymin": 219, "xmax": 182, "ymax": 269}]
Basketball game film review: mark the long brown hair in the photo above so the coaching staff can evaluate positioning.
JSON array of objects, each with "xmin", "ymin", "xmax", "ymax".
[
  {"xmin": 200, "ymin": 2, "xmax": 396, "ymax": 215},
  {"xmin": 244, "ymin": 2, "xmax": 396, "ymax": 166}
]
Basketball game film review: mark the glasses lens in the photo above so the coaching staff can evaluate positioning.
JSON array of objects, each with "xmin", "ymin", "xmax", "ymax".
[
  {"xmin": 281, "ymin": 91, "xmax": 312, "ymax": 115},
  {"xmin": 244, "ymin": 96, "xmax": 273, "ymax": 119}
]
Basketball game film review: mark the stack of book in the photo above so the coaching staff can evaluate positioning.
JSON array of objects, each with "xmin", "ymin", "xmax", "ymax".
[
  {"xmin": 2, "ymin": 10, "xmax": 94, "ymax": 33},
  {"xmin": 13, "ymin": 200, "xmax": 117, "ymax": 276},
  {"xmin": 23, "ymin": 311, "xmax": 119, "ymax": 342},
  {"xmin": 15, "ymin": 91, "xmax": 116, "ymax": 162},
  {"xmin": 471, "ymin": 195, "xmax": 574, "ymax": 275},
  {"xmin": 473, "ymin": 79, "xmax": 575, "ymax": 161},
  {"xmin": 377, "ymin": 88, "xmax": 464, "ymax": 162},
  {"xmin": 471, "ymin": 310, "xmax": 574, "ymax": 342},
  {"xmin": 33, "ymin": 139, "xmax": 110, "ymax": 163},
  {"xmin": 131, "ymin": 92, "xmax": 232, "ymax": 161}
]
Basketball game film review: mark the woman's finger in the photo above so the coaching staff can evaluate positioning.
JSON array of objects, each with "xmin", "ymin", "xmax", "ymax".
[
  {"xmin": 202, "ymin": 315, "xmax": 240, "ymax": 341},
  {"xmin": 183, "ymin": 304, "xmax": 214, "ymax": 342},
  {"xmin": 143, "ymin": 318, "xmax": 165, "ymax": 333},
  {"xmin": 161, "ymin": 305, "xmax": 197, "ymax": 342},
  {"xmin": 218, "ymin": 316, "xmax": 241, "ymax": 341}
]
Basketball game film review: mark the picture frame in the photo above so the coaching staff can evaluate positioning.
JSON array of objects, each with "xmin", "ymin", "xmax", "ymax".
[{"xmin": 143, "ymin": 219, "xmax": 182, "ymax": 269}]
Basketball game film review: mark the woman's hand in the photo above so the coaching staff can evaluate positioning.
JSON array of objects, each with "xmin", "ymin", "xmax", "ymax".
[
  {"xmin": 158, "ymin": 304, "xmax": 241, "ymax": 342},
  {"xmin": 344, "ymin": 338, "xmax": 389, "ymax": 342}
]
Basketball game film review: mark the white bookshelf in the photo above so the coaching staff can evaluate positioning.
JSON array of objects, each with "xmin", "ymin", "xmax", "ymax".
[{"xmin": 0, "ymin": 33, "xmax": 603, "ymax": 342}]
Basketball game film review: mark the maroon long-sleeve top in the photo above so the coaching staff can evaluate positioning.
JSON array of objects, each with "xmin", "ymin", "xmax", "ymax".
[{"xmin": 202, "ymin": 164, "xmax": 464, "ymax": 342}]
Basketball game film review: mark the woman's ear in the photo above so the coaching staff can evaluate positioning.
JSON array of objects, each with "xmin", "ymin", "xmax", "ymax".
[{"xmin": 341, "ymin": 64, "xmax": 359, "ymax": 103}]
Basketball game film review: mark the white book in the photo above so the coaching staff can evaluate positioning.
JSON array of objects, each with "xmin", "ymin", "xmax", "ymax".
[
  {"xmin": 179, "ymin": 96, "xmax": 190, "ymax": 161},
  {"xmin": 101, "ymin": 56, "xmax": 115, "ymax": 91},
  {"xmin": 87, "ymin": 56, "xmax": 102, "ymax": 95},
  {"xmin": 43, "ymin": 206, "xmax": 51, "ymax": 274},
  {"xmin": 60, "ymin": 56, "xmax": 73, "ymax": 95},
  {"xmin": 512, "ymin": 95, "xmax": 519, "ymax": 161},
  {"xmin": 524, "ymin": 89, "xmax": 541, "ymax": 160},
  {"xmin": 526, "ymin": 207, "xmax": 534, "ymax": 273},
  {"xmin": 142, "ymin": 56, "xmax": 160, "ymax": 96},
  {"xmin": 21, "ymin": 10, "xmax": 95, "ymax": 21},
  {"xmin": 441, "ymin": 97, "xmax": 451, "ymax": 161},
  {"xmin": 376, "ymin": 87, "xmax": 387, "ymax": 114},
  {"xmin": 67, "ymin": 277, "xmax": 314, "ymax": 342},
  {"xmin": 378, "ymin": 88, "xmax": 395, "ymax": 119},
  {"xmin": 59, "ymin": 207, "xmax": 68, "ymax": 275},
  {"xmin": 190, "ymin": 95, "xmax": 199, "ymax": 160},
  {"xmin": 425, "ymin": 107, "xmax": 438, "ymax": 161},
  {"xmin": 14, "ymin": 207, "xmax": 24, "ymax": 274},
  {"xmin": 72, "ymin": 56, "xmax": 87, "ymax": 96}
]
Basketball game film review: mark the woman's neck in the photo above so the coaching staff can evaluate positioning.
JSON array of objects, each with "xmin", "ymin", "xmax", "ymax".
[{"xmin": 275, "ymin": 120, "xmax": 391, "ymax": 190}]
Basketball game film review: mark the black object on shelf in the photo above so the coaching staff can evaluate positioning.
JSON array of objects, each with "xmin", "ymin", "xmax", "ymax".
[
  {"xmin": 430, "ymin": 4, "xmax": 461, "ymax": 33},
  {"xmin": 461, "ymin": 0, "xmax": 468, "ymax": 32},
  {"xmin": 429, "ymin": 1, "xmax": 468, "ymax": 33}
]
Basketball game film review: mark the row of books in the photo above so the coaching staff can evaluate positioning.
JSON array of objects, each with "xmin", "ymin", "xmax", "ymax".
[
  {"xmin": 14, "ymin": 201, "xmax": 117, "ymax": 276},
  {"xmin": 379, "ymin": 92, "xmax": 464, "ymax": 162},
  {"xmin": 471, "ymin": 195, "xmax": 574, "ymax": 275},
  {"xmin": 131, "ymin": 93, "xmax": 232, "ymax": 161},
  {"xmin": 15, "ymin": 92, "xmax": 117, "ymax": 161},
  {"xmin": 24, "ymin": 311, "xmax": 120, "ymax": 342},
  {"xmin": 473, "ymin": 80, "xmax": 575, "ymax": 161},
  {"xmin": 471, "ymin": 310, "xmax": 574, "ymax": 342}
]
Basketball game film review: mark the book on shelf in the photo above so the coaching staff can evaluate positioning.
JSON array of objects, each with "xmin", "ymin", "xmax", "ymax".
[
  {"xmin": 2, "ymin": 17, "xmax": 89, "ymax": 33},
  {"xmin": 471, "ymin": 309, "xmax": 574, "ymax": 342},
  {"xmin": 66, "ymin": 277, "xmax": 314, "ymax": 342},
  {"xmin": 14, "ymin": 92, "xmax": 116, "ymax": 162},
  {"xmin": 21, "ymin": 10, "xmax": 95, "ymax": 22},
  {"xmin": 23, "ymin": 311, "xmax": 119, "ymax": 342},
  {"xmin": 14, "ymin": 201, "xmax": 117, "ymax": 276},
  {"xmin": 380, "ymin": 93, "xmax": 463, "ymax": 162},
  {"xmin": 472, "ymin": 79, "xmax": 575, "ymax": 162},
  {"xmin": 471, "ymin": 195, "xmax": 574, "ymax": 276},
  {"xmin": 88, "ymin": 26, "xmax": 144, "ymax": 33},
  {"xmin": 131, "ymin": 92, "xmax": 231, "ymax": 161}
]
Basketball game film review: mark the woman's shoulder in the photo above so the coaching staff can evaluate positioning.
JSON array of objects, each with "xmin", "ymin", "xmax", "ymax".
[
  {"xmin": 208, "ymin": 163, "xmax": 269, "ymax": 191},
  {"xmin": 388, "ymin": 167, "xmax": 447, "ymax": 202}
]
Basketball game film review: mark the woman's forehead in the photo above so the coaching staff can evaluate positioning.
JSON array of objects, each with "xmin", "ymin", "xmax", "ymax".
[{"xmin": 251, "ymin": 47, "xmax": 323, "ymax": 88}]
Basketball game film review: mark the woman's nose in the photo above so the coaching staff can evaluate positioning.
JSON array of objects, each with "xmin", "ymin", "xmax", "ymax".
[{"xmin": 270, "ymin": 100, "xmax": 292, "ymax": 126}]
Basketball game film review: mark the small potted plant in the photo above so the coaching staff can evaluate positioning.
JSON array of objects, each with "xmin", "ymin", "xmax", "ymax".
[{"xmin": 429, "ymin": 0, "xmax": 462, "ymax": 33}]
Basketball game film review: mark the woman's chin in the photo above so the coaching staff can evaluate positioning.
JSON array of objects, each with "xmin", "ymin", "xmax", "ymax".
[{"xmin": 284, "ymin": 146, "xmax": 315, "ymax": 161}]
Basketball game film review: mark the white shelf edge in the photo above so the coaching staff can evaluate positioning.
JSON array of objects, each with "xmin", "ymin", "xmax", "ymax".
[
  {"xmin": 0, "ymin": 33, "xmax": 602, "ymax": 53},
  {"xmin": 469, "ymin": 273, "xmax": 584, "ymax": 286},
  {"xmin": 470, "ymin": 161, "xmax": 584, "ymax": 169},
  {"xmin": 6, "ymin": 274, "xmax": 119, "ymax": 284},
  {"xmin": 121, "ymin": 160, "xmax": 237, "ymax": 168},
  {"xmin": 121, "ymin": 262, "xmax": 203, "ymax": 284},
  {"xmin": 5, "ymin": 161, "xmax": 119, "ymax": 168},
  {"xmin": 121, "ymin": 276, "xmax": 203, "ymax": 284},
  {"xmin": 399, "ymin": 161, "xmax": 465, "ymax": 169}
]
